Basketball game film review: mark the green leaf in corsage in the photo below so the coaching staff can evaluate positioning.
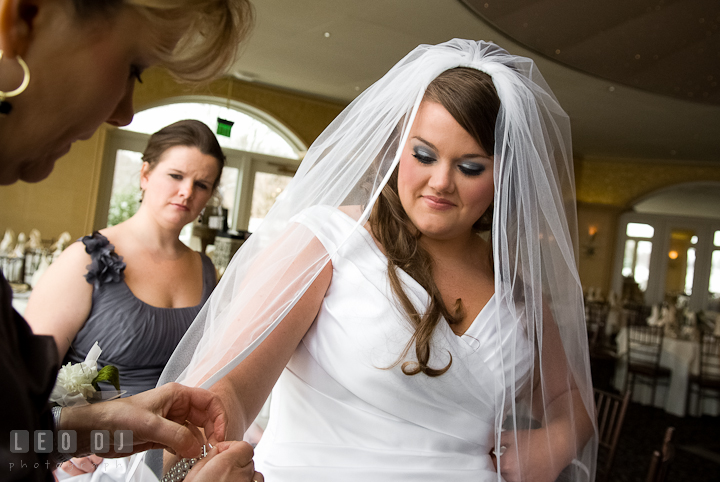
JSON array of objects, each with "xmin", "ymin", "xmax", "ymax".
[{"xmin": 92, "ymin": 365, "xmax": 121, "ymax": 391}]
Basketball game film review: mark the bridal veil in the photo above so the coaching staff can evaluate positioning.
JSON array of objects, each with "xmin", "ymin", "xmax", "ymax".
[{"xmin": 159, "ymin": 39, "xmax": 598, "ymax": 481}]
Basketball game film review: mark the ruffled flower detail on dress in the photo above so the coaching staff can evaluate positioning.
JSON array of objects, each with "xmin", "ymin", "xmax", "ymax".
[{"xmin": 82, "ymin": 232, "xmax": 126, "ymax": 289}]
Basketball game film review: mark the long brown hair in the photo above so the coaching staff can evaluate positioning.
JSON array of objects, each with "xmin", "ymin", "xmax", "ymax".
[{"xmin": 369, "ymin": 67, "xmax": 500, "ymax": 377}]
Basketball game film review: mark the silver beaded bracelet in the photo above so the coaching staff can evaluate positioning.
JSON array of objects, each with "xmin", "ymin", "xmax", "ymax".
[{"xmin": 160, "ymin": 444, "xmax": 210, "ymax": 482}]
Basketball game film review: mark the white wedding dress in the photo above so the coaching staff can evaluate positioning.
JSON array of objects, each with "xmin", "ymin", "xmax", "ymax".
[{"xmin": 253, "ymin": 206, "xmax": 533, "ymax": 481}]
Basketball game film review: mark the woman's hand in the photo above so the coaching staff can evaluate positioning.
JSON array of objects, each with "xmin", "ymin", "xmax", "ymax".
[
  {"xmin": 185, "ymin": 441, "xmax": 262, "ymax": 482},
  {"xmin": 61, "ymin": 383, "xmax": 227, "ymax": 458},
  {"xmin": 491, "ymin": 429, "xmax": 569, "ymax": 482}
]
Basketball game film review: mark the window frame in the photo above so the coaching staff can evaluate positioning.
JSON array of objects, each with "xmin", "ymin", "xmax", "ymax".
[
  {"xmin": 614, "ymin": 212, "xmax": 720, "ymax": 311},
  {"xmin": 95, "ymin": 97, "xmax": 305, "ymax": 233}
]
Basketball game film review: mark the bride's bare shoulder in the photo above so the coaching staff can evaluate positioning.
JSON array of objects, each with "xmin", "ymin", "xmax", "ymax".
[{"xmin": 337, "ymin": 204, "xmax": 363, "ymax": 221}]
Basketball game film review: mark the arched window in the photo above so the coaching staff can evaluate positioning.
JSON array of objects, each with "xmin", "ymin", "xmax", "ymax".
[
  {"xmin": 122, "ymin": 101, "xmax": 302, "ymax": 158},
  {"xmin": 97, "ymin": 97, "xmax": 306, "ymax": 242}
]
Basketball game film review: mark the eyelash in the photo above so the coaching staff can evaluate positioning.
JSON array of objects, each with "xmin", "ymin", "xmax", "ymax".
[
  {"xmin": 458, "ymin": 163, "xmax": 485, "ymax": 177},
  {"xmin": 130, "ymin": 65, "xmax": 144, "ymax": 84},
  {"xmin": 169, "ymin": 174, "xmax": 210, "ymax": 190},
  {"xmin": 412, "ymin": 152, "xmax": 435, "ymax": 165},
  {"xmin": 412, "ymin": 152, "xmax": 486, "ymax": 177}
]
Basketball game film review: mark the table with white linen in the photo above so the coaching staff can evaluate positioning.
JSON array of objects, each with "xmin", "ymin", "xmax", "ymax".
[
  {"xmin": 11, "ymin": 290, "xmax": 29, "ymax": 316},
  {"xmin": 613, "ymin": 327, "xmax": 718, "ymax": 416}
]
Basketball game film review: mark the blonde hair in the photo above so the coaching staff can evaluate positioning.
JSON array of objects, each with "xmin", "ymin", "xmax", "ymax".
[{"xmin": 72, "ymin": 0, "xmax": 254, "ymax": 82}]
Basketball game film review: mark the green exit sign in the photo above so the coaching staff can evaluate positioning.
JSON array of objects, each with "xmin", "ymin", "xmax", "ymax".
[{"xmin": 217, "ymin": 118, "xmax": 234, "ymax": 137}]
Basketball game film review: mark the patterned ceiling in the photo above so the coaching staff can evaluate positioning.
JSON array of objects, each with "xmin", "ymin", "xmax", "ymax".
[
  {"xmin": 460, "ymin": 0, "xmax": 720, "ymax": 105},
  {"xmin": 228, "ymin": 0, "xmax": 720, "ymax": 162}
]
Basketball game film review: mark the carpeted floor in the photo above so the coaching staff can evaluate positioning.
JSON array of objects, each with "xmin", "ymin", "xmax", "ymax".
[{"xmin": 605, "ymin": 402, "xmax": 720, "ymax": 482}]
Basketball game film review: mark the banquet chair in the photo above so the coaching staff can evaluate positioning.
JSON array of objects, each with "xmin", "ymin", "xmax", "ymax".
[
  {"xmin": 645, "ymin": 426, "xmax": 675, "ymax": 482},
  {"xmin": 624, "ymin": 326, "xmax": 671, "ymax": 405},
  {"xmin": 594, "ymin": 388, "xmax": 631, "ymax": 482},
  {"xmin": 686, "ymin": 333, "xmax": 720, "ymax": 416},
  {"xmin": 586, "ymin": 302, "xmax": 618, "ymax": 391},
  {"xmin": 621, "ymin": 303, "xmax": 651, "ymax": 327},
  {"xmin": 586, "ymin": 301, "xmax": 610, "ymax": 352}
]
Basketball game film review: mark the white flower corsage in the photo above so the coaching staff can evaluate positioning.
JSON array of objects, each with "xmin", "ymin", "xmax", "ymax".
[{"xmin": 49, "ymin": 342, "xmax": 121, "ymax": 407}]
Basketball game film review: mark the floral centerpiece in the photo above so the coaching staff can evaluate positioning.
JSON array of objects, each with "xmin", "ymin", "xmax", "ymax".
[{"xmin": 50, "ymin": 342, "xmax": 121, "ymax": 407}]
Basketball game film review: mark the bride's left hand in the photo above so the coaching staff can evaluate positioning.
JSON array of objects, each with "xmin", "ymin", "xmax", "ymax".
[
  {"xmin": 490, "ymin": 429, "xmax": 567, "ymax": 482},
  {"xmin": 57, "ymin": 455, "xmax": 103, "ymax": 476},
  {"xmin": 185, "ymin": 441, "xmax": 262, "ymax": 482}
]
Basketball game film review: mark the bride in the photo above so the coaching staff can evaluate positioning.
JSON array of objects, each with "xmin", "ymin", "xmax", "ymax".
[{"xmin": 159, "ymin": 39, "xmax": 597, "ymax": 482}]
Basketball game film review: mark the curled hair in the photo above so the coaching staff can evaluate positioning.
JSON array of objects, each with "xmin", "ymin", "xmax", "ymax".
[
  {"xmin": 71, "ymin": 0, "xmax": 254, "ymax": 82},
  {"xmin": 143, "ymin": 120, "xmax": 226, "ymax": 189},
  {"xmin": 370, "ymin": 67, "xmax": 500, "ymax": 377}
]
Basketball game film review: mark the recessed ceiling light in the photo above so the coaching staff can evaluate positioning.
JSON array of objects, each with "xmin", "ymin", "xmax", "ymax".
[
  {"xmin": 608, "ymin": 86, "xmax": 615, "ymax": 92},
  {"xmin": 324, "ymin": 32, "xmax": 331, "ymax": 38}
]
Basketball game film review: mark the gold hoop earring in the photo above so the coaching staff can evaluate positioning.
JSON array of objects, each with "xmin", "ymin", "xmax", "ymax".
[{"xmin": 0, "ymin": 51, "xmax": 31, "ymax": 115}]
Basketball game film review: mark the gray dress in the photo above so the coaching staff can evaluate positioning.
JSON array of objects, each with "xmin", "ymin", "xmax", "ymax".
[{"xmin": 63, "ymin": 232, "xmax": 215, "ymax": 397}]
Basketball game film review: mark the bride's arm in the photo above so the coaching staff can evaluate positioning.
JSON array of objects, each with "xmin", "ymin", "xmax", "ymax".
[
  {"xmin": 163, "ymin": 232, "xmax": 332, "ymax": 473},
  {"xmin": 212, "ymin": 253, "xmax": 332, "ymax": 440},
  {"xmin": 497, "ymin": 303, "xmax": 594, "ymax": 482},
  {"xmin": 531, "ymin": 306, "xmax": 594, "ymax": 477}
]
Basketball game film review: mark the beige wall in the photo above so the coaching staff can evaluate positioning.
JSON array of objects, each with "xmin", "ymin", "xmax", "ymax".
[
  {"xmin": 0, "ymin": 128, "xmax": 108, "ymax": 243},
  {"xmin": 575, "ymin": 157, "xmax": 720, "ymax": 208},
  {"xmin": 0, "ymin": 69, "xmax": 345, "ymax": 243},
  {"xmin": 576, "ymin": 201, "xmax": 622, "ymax": 294},
  {"xmin": 2, "ymin": 69, "xmax": 719, "ymax": 292}
]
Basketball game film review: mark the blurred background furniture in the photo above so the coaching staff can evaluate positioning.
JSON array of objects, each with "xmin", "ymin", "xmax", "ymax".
[
  {"xmin": 686, "ymin": 333, "xmax": 720, "ymax": 417},
  {"xmin": 587, "ymin": 301, "xmax": 618, "ymax": 391},
  {"xmin": 594, "ymin": 388, "xmax": 631, "ymax": 482},
  {"xmin": 645, "ymin": 426, "xmax": 675, "ymax": 482},
  {"xmin": 621, "ymin": 303, "xmax": 652, "ymax": 327},
  {"xmin": 624, "ymin": 325, "xmax": 672, "ymax": 405},
  {"xmin": 587, "ymin": 301, "xmax": 611, "ymax": 350},
  {"xmin": 613, "ymin": 326, "xmax": 720, "ymax": 416}
]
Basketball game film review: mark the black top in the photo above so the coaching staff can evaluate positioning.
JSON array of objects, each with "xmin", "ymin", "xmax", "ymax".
[{"xmin": 0, "ymin": 272, "xmax": 58, "ymax": 482}]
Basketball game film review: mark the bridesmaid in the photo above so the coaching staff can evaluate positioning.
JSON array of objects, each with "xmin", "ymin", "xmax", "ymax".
[{"xmin": 26, "ymin": 119, "xmax": 223, "ymax": 397}]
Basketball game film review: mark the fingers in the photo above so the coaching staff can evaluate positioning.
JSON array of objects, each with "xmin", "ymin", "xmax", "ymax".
[
  {"xmin": 214, "ymin": 441, "xmax": 253, "ymax": 463},
  {"xmin": 183, "ymin": 386, "xmax": 228, "ymax": 445},
  {"xmin": 123, "ymin": 384, "xmax": 227, "ymax": 458},
  {"xmin": 184, "ymin": 441, "xmax": 258, "ymax": 482},
  {"xmin": 144, "ymin": 416, "xmax": 204, "ymax": 458},
  {"xmin": 185, "ymin": 423, "xmax": 207, "ymax": 447},
  {"xmin": 159, "ymin": 384, "xmax": 227, "ymax": 446},
  {"xmin": 59, "ymin": 455, "xmax": 101, "ymax": 476}
]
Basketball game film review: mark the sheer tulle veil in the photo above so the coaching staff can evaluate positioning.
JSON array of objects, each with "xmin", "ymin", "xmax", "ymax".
[{"xmin": 159, "ymin": 39, "xmax": 598, "ymax": 481}]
